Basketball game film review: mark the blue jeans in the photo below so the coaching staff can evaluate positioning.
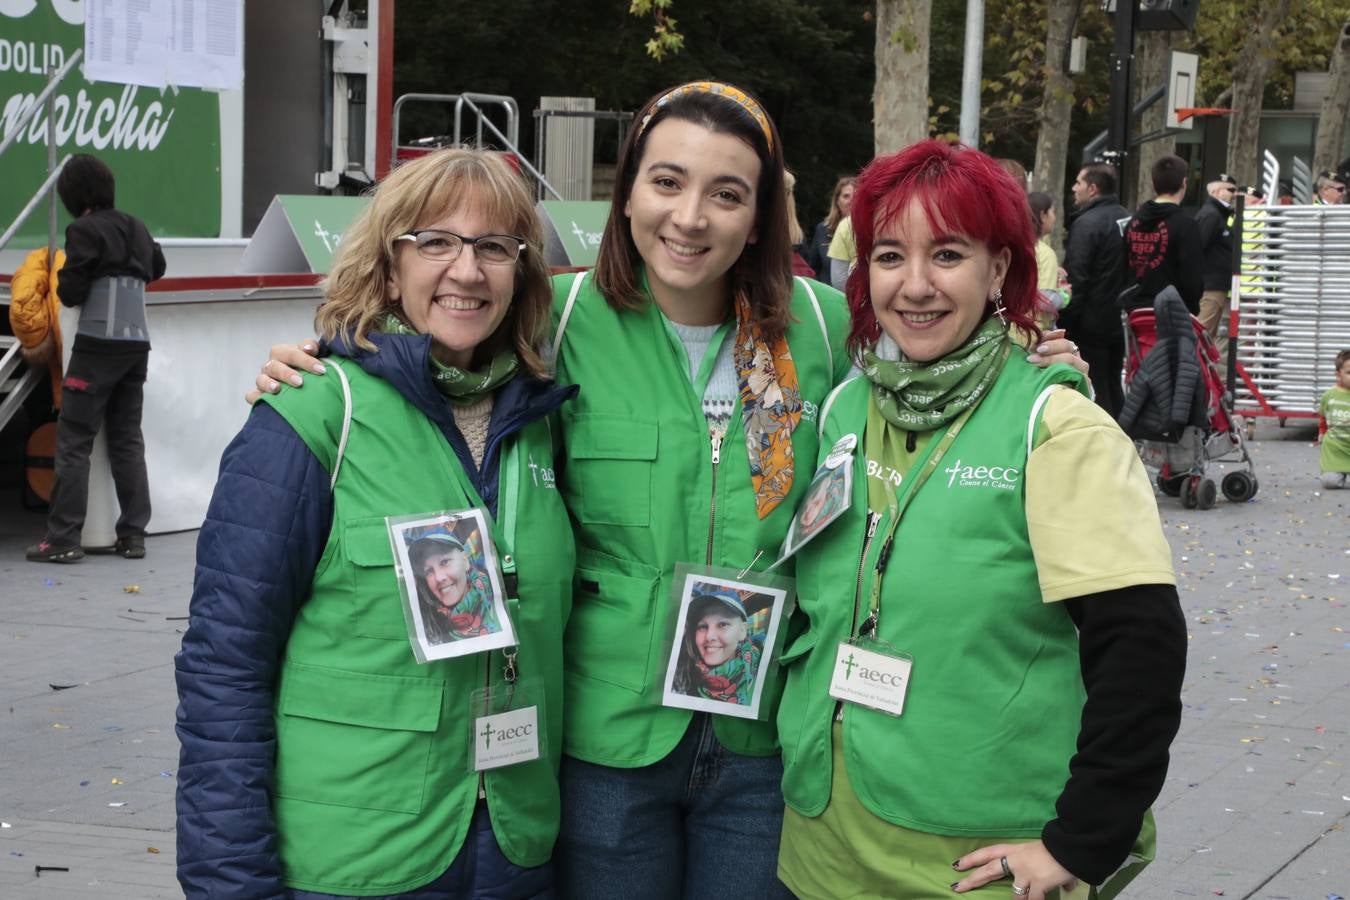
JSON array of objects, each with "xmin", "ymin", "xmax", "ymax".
[
  {"xmin": 555, "ymin": 715, "xmax": 792, "ymax": 900},
  {"xmin": 286, "ymin": 801, "xmax": 554, "ymax": 899}
]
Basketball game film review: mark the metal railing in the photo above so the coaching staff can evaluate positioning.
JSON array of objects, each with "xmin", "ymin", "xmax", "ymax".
[
  {"xmin": 0, "ymin": 49, "xmax": 84, "ymax": 434},
  {"xmin": 0, "ymin": 48, "xmax": 83, "ymax": 258},
  {"xmin": 1232, "ymin": 204, "xmax": 1350, "ymax": 419},
  {"xmin": 390, "ymin": 92, "xmax": 564, "ymax": 200}
]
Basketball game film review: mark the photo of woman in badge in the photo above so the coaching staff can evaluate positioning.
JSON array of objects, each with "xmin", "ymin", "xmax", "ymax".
[
  {"xmin": 407, "ymin": 523, "xmax": 501, "ymax": 644},
  {"xmin": 666, "ymin": 581, "xmax": 779, "ymax": 719},
  {"xmin": 781, "ymin": 462, "xmax": 849, "ymax": 559}
]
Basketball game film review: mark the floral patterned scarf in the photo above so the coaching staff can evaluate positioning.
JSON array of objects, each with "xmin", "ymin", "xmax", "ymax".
[
  {"xmin": 733, "ymin": 293, "xmax": 802, "ymax": 518},
  {"xmin": 695, "ymin": 640, "xmax": 762, "ymax": 704},
  {"xmin": 428, "ymin": 568, "xmax": 499, "ymax": 639}
]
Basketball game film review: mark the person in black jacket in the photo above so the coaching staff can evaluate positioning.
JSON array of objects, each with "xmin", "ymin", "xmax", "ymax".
[
  {"xmin": 26, "ymin": 154, "xmax": 166, "ymax": 564},
  {"xmin": 1063, "ymin": 162, "xmax": 1130, "ymax": 416},
  {"xmin": 802, "ymin": 176, "xmax": 854, "ymax": 283},
  {"xmin": 1122, "ymin": 154, "xmax": 1204, "ymax": 315},
  {"xmin": 1193, "ymin": 174, "xmax": 1236, "ymax": 340}
]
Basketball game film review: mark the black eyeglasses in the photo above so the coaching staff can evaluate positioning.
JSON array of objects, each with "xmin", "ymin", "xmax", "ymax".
[{"xmin": 395, "ymin": 229, "xmax": 526, "ymax": 265}]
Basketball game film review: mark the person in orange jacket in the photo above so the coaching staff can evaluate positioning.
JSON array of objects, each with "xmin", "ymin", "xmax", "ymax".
[{"xmin": 8, "ymin": 247, "xmax": 67, "ymax": 410}]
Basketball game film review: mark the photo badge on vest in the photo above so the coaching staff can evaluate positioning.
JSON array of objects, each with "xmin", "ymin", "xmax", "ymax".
[
  {"xmin": 386, "ymin": 509, "xmax": 517, "ymax": 664},
  {"xmin": 658, "ymin": 563, "xmax": 795, "ymax": 722},
  {"xmin": 469, "ymin": 677, "xmax": 546, "ymax": 772},
  {"xmin": 772, "ymin": 433, "xmax": 855, "ymax": 570}
]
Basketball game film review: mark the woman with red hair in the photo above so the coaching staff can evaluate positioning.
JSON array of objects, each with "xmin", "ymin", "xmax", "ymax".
[{"xmin": 775, "ymin": 141, "xmax": 1186, "ymax": 899}]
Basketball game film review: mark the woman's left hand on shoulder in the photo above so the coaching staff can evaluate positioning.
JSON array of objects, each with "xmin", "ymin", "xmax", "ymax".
[
  {"xmin": 1027, "ymin": 328, "xmax": 1089, "ymax": 377},
  {"xmin": 950, "ymin": 840, "xmax": 1079, "ymax": 899}
]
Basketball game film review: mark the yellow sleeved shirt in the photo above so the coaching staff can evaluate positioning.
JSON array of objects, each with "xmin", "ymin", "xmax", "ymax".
[{"xmin": 1026, "ymin": 386, "xmax": 1176, "ymax": 600}]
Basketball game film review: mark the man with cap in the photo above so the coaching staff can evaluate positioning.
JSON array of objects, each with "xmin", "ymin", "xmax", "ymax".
[
  {"xmin": 1194, "ymin": 173, "xmax": 1238, "ymax": 342},
  {"xmin": 674, "ymin": 585, "xmax": 766, "ymax": 705},
  {"xmin": 409, "ymin": 530, "xmax": 498, "ymax": 643},
  {"xmin": 1315, "ymin": 170, "xmax": 1346, "ymax": 205}
]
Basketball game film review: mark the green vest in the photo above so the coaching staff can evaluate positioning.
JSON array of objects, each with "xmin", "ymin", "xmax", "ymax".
[
  {"xmin": 259, "ymin": 359, "xmax": 574, "ymax": 895},
  {"xmin": 551, "ymin": 270, "xmax": 851, "ymax": 765},
  {"xmin": 779, "ymin": 355, "xmax": 1089, "ymax": 836}
]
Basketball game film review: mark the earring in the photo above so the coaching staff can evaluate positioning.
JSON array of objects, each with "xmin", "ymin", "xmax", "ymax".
[{"xmin": 991, "ymin": 289, "xmax": 1007, "ymax": 325}]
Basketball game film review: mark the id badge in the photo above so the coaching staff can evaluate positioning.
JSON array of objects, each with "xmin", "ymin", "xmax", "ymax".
[
  {"xmin": 828, "ymin": 638, "xmax": 913, "ymax": 716},
  {"xmin": 386, "ymin": 509, "xmax": 518, "ymax": 664},
  {"xmin": 657, "ymin": 563, "xmax": 796, "ymax": 722},
  {"xmin": 469, "ymin": 678, "xmax": 545, "ymax": 772},
  {"xmin": 772, "ymin": 433, "xmax": 855, "ymax": 569}
]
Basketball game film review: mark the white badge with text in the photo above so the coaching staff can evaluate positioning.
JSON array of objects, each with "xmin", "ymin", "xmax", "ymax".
[
  {"xmin": 473, "ymin": 705, "xmax": 540, "ymax": 771},
  {"xmin": 828, "ymin": 641, "xmax": 912, "ymax": 716}
]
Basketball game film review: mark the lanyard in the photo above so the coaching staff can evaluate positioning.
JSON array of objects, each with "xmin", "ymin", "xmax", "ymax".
[{"xmin": 858, "ymin": 403, "xmax": 976, "ymax": 632}]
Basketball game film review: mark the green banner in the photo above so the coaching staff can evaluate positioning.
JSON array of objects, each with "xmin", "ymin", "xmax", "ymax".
[
  {"xmin": 0, "ymin": 2, "xmax": 222, "ymax": 247},
  {"xmin": 538, "ymin": 201, "xmax": 610, "ymax": 267}
]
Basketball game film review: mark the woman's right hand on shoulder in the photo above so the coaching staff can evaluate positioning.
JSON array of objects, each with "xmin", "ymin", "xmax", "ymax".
[{"xmin": 245, "ymin": 340, "xmax": 327, "ymax": 404}]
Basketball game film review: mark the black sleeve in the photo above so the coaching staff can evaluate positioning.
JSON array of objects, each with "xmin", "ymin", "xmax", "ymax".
[
  {"xmin": 1040, "ymin": 583, "xmax": 1186, "ymax": 885},
  {"xmin": 151, "ymin": 241, "xmax": 167, "ymax": 282},
  {"xmin": 1194, "ymin": 206, "xmax": 1218, "ymax": 250},
  {"xmin": 1063, "ymin": 219, "xmax": 1093, "ymax": 305},
  {"xmin": 56, "ymin": 219, "xmax": 100, "ymax": 308},
  {"xmin": 1175, "ymin": 220, "xmax": 1205, "ymax": 313}
]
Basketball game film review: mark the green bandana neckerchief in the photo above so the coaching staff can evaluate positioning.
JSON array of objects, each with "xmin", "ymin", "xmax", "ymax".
[
  {"xmin": 379, "ymin": 313, "xmax": 518, "ymax": 407},
  {"xmin": 861, "ymin": 317, "xmax": 1011, "ymax": 430}
]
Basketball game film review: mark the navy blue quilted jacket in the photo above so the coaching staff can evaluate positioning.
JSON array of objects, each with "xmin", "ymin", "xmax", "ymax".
[{"xmin": 174, "ymin": 332, "xmax": 574, "ymax": 898}]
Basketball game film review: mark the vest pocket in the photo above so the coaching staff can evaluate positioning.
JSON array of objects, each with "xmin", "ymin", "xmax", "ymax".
[
  {"xmin": 564, "ymin": 547, "xmax": 661, "ymax": 693},
  {"xmin": 565, "ymin": 415, "xmax": 657, "ymax": 527},
  {"xmin": 274, "ymin": 663, "xmax": 443, "ymax": 814},
  {"xmin": 345, "ymin": 517, "xmax": 413, "ymax": 640}
]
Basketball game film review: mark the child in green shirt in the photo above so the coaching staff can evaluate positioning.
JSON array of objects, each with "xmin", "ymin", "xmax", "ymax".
[{"xmin": 1317, "ymin": 349, "xmax": 1350, "ymax": 489}]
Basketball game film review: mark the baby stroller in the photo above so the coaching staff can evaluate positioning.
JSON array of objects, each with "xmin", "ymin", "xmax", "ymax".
[{"xmin": 1118, "ymin": 286, "xmax": 1259, "ymax": 509}]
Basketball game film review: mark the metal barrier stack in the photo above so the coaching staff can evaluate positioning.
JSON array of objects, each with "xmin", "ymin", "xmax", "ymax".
[{"xmin": 1234, "ymin": 204, "xmax": 1350, "ymax": 421}]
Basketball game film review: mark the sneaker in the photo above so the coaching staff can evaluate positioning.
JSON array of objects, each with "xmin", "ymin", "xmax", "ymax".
[
  {"xmin": 114, "ymin": 535, "xmax": 146, "ymax": 559},
  {"xmin": 26, "ymin": 540, "xmax": 84, "ymax": 563}
]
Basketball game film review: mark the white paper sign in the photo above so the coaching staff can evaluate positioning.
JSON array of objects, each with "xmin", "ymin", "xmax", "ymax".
[
  {"xmin": 85, "ymin": 0, "xmax": 243, "ymax": 90},
  {"xmin": 473, "ymin": 706, "xmax": 540, "ymax": 771}
]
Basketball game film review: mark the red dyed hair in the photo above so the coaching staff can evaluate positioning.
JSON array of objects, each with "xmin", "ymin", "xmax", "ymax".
[{"xmin": 844, "ymin": 140, "xmax": 1040, "ymax": 360}]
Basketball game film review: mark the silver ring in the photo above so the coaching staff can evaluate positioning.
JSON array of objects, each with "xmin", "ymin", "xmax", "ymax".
[
  {"xmin": 1069, "ymin": 341, "xmax": 1079, "ymax": 352},
  {"xmin": 1012, "ymin": 886, "xmax": 1030, "ymax": 897},
  {"xmin": 1000, "ymin": 856, "xmax": 1013, "ymax": 879}
]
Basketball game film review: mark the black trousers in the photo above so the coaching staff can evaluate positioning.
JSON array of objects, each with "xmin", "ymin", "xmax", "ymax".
[{"xmin": 46, "ymin": 349, "xmax": 152, "ymax": 547}]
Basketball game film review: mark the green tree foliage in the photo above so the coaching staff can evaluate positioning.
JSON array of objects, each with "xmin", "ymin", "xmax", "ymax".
[{"xmin": 392, "ymin": 0, "xmax": 876, "ymax": 229}]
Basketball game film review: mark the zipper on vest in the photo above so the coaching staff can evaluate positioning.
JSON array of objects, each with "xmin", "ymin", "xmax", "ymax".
[
  {"xmin": 705, "ymin": 423, "xmax": 725, "ymax": 566},
  {"xmin": 838, "ymin": 511, "xmax": 881, "ymax": 722},
  {"xmin": 478, "ymin": 653, "xmax": 490, "ymax": 800}
]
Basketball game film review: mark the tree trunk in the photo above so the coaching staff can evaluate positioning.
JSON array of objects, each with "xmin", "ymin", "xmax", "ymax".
[
  {"xmin": 874, "ymin": 0, "xmax": 933, "ymax": 155},
  {"xmin": 1313, "ymin": 21, "xmax": 1350, "ymax": 175},
  {"xmin": 1132, "ymin": 30, "xmax": 1176, "ymax": 206},
  {"xmin": 1226, "ymin": 0, "xmax": 1293, "ymax": 183},
  {"xmin": 1032, "ymin": 0, "xmax": 1079, "ymax": 255}
]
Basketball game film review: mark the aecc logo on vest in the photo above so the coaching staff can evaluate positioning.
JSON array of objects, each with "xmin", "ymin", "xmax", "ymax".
[{"xmin": 943, "ymin": 458, "xmax": 1020, "ymax": 491}]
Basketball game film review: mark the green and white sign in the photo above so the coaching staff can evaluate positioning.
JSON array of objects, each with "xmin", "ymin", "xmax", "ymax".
[
  {"xmin": 239, "ymin": 195, "xmax": 370, "ymax": 274},
  {"xmin": 0, "ymin": 1, "xmax": 222, "ymax": 246},
  {"xmin": 537, "ymin": 200, "xmax": 610, "ymax": 267}
]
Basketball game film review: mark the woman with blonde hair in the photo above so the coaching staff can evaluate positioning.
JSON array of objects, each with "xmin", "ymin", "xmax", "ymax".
[
  {"xmin": 804, "ymin": 175, "xmax": 856, "ymax": 282},
  {"xmin": 176, "ymin": 147, "xmax": 576, "ymax": 898}
]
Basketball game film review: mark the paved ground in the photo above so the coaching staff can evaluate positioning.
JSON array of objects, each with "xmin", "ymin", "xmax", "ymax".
[{"xmin": 0, "ymin": 423, "xmax": 1345, "ymax": 899}]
